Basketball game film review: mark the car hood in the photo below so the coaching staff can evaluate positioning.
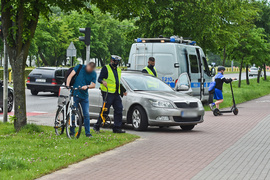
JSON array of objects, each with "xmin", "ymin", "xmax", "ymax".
[{"xmin": 135, "ymin": 91, "xmax": 199, "ymax": 102}]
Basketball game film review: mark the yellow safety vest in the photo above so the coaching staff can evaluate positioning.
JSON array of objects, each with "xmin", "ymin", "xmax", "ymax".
[
  {"xmin": 100, "ymin": 65, "xmax": 121, "ymax": 94},
  {"xmin": 143, "ymin": 66, "xmax": 158, "ymax": 77}
]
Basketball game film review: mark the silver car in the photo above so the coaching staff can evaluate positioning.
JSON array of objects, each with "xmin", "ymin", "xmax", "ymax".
[
  {"xmin": 58, "ymin": 71, "xmax": 204, "ymax": 131},
  {"xmin": 249, "ymin": 67, "xmax": 263, "ymax": 77}
]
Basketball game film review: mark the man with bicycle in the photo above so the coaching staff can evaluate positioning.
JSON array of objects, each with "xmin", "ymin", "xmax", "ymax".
[
  {"xmin": 94, "ymin": 55, "xmax": 127, "ymax": 133},
  {"xmin": 66, "ymin": 62, "xmax": 97, "ymax": 137}
]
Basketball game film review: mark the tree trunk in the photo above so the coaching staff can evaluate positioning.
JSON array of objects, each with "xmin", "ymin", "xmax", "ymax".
[
  {"xmin": 36, "ymin": 53, "xmax": 40, "ymax": 67},
  {"xmin": 98, "ymin": 57, "xmax": 104, "ymax": 66},
  {"xmin": 9, "ymin": 51, "xmax": 27, "ymax": 131},
  {"xmin": 238, "ymin": 58, "xmax": 243, "ymax": 88},
  {"xmin": 222, "ymin": 46, "xmax": 226, "ymax": 66},
  {"xmin": 245, "ymin": 64, "xmax": 249, "ymax": 85},
  {"xmin": 263, "ymin": 63, "xmax": 267, "ymax": 80},
  {"xmin": 38, "ymin": 50, "xmax": 49, "ymax": 65},
  {"xmin": 29, "ymin": 55, "xmax": 32, "ymax": 67},
  {"xmin": 257, "ymin": 68, "xmax": 262, "ymax": 83}
]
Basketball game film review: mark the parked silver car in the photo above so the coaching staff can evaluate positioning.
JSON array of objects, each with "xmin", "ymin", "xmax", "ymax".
[
  {"xmin": 249, "ymin": 67, "xmax": 263, "ymax": 77},
  {"xmin": 58, "ymin": 71, "xmax": 204, "ymax": 131}
]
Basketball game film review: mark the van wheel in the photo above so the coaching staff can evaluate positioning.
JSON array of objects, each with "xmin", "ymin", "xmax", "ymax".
[
  {"xmin": 180, "ymin": 125, "xmax": 195, "ymax": 131},
  {"xmin": 31, "ymin": 90, "xmax": 38, "ymax": 95},
  {"xmin": 131, "ymin": 105, "xmax": 148, "ymax": 131}
]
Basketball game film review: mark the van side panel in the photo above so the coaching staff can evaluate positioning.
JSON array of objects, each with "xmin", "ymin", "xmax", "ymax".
[{"xmin": 152, "ymin": 43, "xmax": 179, "ymax": 87}]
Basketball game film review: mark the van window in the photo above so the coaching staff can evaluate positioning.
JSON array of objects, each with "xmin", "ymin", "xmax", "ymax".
[
  {"xmin": 155, "ymin": 54, "xmax": 174, "ymax": 75},
  {"xmin": 202, "ymin": 57, "xmax": 210, "ymax": 75},
  {"xmin": 189, "ymin": 55, "xmax": 199, "ymax": 73}
]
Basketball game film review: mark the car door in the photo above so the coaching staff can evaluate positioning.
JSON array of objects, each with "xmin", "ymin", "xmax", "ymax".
[{"xmin": 88, "ymin": 83, "xmax": 102, "ymax": 119}]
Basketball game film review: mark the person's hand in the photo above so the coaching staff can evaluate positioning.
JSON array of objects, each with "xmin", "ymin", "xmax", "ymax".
[
  {"xmin": 66, "ymin": 86, "xmax": 70, "ymax": 89},
  {"xmin": 123, "ymin": 92, "xmax": 127, "ymax": 96},
  {"xmin": 81, "ymin": 85, "xmax": 88, "ymax": 90},
  {"xmin": 102, "ymin": 81, "xmax": 107, "ymax": 88}
]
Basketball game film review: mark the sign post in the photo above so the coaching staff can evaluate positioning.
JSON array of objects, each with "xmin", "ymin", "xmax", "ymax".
[
  {"xmin": 66, "ymin": 42, "xmax": 77, "ymax": 66},
  {"xmin": 3, "ymin": 40, "xmax": 8, "ymax": 122}
]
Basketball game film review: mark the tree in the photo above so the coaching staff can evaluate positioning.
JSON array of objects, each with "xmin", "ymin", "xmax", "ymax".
[
  {"xmin": 229, "ymin": 28, "xmax": 269, "ymax": 87},
  {"xmin": 1, "ymin": 0, "xmax": 89, "ymax": 131},
  {"xmin": 1, "ymin": 0, "xmax": 140, "ymax": 131}
]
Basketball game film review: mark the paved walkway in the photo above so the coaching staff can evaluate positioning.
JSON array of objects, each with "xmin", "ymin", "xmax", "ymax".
[{"xmin": 39, "ymin": 95, "xmax": 270, "ymax": 180}]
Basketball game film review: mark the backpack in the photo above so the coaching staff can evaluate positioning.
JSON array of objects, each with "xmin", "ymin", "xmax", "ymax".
[{"xmin": 64, "ymin": 64, "xmax": 83, "ymax": 86}]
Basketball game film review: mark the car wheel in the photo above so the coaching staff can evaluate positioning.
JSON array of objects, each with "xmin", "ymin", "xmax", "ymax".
[
  {"xmin": 31, "ymin": 89, "xmax": 38, "ymax": 95},
  {"xmin": 180, "ymin": 125, "xmax": 195, "ymax": 131},
  {"xmin": 7, "ymin": 94, "xmax": 13, "ymax": 112},
  {"xmin": 131, "ymin": 105, "xmax": 148, "ymax": 131},
  {"xmin": 54, "ymin": 91, "xmax": 59, "ymax": 96}
]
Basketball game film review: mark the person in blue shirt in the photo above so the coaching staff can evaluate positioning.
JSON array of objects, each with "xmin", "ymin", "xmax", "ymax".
[
  {"xmin": 66, "ymin": 62, "xmax": 97, "ymax": 137},
  {"xmin": 209, "ymin": 66, "xmax": 236, "ymax": 113}
]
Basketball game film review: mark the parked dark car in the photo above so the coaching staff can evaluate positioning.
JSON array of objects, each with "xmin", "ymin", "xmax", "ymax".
[
  {"xmin": 0, "ymin": 80, "xmax": 14, "ymax": 112},
  {"xmin": 26, "ymin": 67, "xmax": 68, "ymax": 95}
]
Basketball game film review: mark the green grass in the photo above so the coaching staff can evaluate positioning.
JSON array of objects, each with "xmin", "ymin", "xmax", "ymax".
[
  {"xmin": 204, "ymin": 77, "xmax": 270, "ymax": 111},
  {"xmin": 0, "ymin": 123, "xmax": 139, "ymax": 180}
]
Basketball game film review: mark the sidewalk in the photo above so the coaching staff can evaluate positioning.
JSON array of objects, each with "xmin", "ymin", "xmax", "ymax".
[{"xmin": 38, "ymin": 95, "xmax": 270, "ymax": 180}]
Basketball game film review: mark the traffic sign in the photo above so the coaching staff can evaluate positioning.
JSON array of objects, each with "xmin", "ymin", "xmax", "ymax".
[{"xmin": 66, "ymin": 42, "xmax": 77, "ymax": 57}]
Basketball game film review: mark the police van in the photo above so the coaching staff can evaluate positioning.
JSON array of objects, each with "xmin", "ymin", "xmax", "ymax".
[{"xmin": 127, "ymin": 36, "xmax": 216, "ymax": 102}]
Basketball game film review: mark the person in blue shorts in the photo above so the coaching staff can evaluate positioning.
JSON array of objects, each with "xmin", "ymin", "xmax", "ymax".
[{"xmin": 209, "ymin": 66, "xmax": 236, "ymax": 113}]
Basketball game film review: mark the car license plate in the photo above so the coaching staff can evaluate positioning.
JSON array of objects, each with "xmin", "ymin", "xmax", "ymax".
[
  {"xmin": 36, "ymin": 79, "xmax": 46, "ymax": 83},
  {"xmin": 181, "ymin": 111, "xmax": 197, "ymax": 118}
]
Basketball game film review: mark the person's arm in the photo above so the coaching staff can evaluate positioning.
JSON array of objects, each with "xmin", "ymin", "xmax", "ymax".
[
  {"xmin": 142, "ymin": 69, "xmax": 148, "ymax": 73},
  {"xmin": 66, "ymin": 70, "xmax": 76, "ymax": 87},
  {"xmin": 120, "ymin": 84, "xmax": 127, "ymax": 96},
  {"xmin": 222, "ymin": 77, "xmax": 233, "ymax": 84},
  {"xmin": 98, "ymin": 66, "xmax": 108, "ymax": 87}
]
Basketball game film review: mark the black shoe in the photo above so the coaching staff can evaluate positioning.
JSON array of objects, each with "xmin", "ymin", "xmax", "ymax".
[
  {"xmin": 86, "ymin": 133, "xmax": 93, "ymax": 138},
  {"xmin": 113, "ymin": 128, "xmax": 126, "ymax": 133},
  {"xmin": 93, "ymin": 124, "xmax": 100, "ymax": 133}
]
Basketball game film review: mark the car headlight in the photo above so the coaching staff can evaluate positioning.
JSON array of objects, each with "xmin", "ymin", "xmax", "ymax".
[
  {"xmin": 197, "ymin": 100, "xmax": 203, "ymax": 109},
  {"xmin": 149, "ymin": 100, "xmax": 174, "ymax": 108}
]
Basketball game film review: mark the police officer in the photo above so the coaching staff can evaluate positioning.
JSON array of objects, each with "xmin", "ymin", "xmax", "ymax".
[
  {"xmin": 142, "ymin": 57, "xmax": 158, "ymax": 77},
  {"xmin": 94, "ymin": 55, "xmax": 127, "ymax": 133}
]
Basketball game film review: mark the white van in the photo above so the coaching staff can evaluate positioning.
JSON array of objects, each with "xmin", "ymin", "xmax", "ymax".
[{"xmin": 127, "ymin": 36, "xmax": 216, "ymax": 102}]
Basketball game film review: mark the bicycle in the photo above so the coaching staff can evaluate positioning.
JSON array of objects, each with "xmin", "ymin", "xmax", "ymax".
[{"xmin": 54, "ymin": 86, "xmax": 83, "ymax": 139}]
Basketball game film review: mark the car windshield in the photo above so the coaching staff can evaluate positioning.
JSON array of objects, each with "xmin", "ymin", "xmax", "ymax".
[
  {"xmin": 123, "ymin": 74, "xmax": 173, "ymax": 92},
  {"xmin": 251, "ymin": 67, "xmax": 258, "ymax": 70}
]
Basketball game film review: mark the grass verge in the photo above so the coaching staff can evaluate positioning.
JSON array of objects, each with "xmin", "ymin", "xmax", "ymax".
[
  {"xmin": 204, "ymin": 77, "xmax": 270, "ymax": 111},
  {"xmin": 0, "ymin": 123, "xmax": 139, "ymax": 180}
]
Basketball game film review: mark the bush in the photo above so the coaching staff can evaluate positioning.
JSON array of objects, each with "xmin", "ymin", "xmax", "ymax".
[{"xmin": 20, "ymin": 124, "xmax": 42, "ymax": 133}]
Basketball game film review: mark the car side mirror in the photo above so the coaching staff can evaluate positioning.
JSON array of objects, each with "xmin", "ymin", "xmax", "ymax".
[
  {"xmin": 176, "ymin": 85, "xmax": 189, "ymax": 91},
  {"xmin": 211, "ymin": 67, "xmax": 216, "ymax": 77}
]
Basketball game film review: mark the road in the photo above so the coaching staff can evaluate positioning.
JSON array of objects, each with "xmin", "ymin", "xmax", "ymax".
[
  {"xmin": 226, "ymin": 72, "xmax": 270, "ymax": 80},
  {"xmin": 0, "ymin": 90, "xmax": 58, "ymax": 125}
]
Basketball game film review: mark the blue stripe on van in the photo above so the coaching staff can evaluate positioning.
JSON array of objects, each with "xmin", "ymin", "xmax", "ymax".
[{"xmin": 191, "ymin": 82, "xmax": 211, "ymax": 88}]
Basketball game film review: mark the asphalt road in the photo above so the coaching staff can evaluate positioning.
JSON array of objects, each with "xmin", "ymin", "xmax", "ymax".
[{"xmin": 226, "ymin": 72, "xmax": 270, "ymax": 80}]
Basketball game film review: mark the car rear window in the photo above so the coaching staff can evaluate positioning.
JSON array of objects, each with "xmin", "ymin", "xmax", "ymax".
[
  {"xmin": 251, "ymin": 67, "xmax": 258, "ymax": 70},
  {"xmin": 30, "ymin": 68, "xmax": 55, "ymax": 76}
]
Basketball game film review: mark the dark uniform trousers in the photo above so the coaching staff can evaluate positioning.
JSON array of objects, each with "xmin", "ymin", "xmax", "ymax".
[{"xmin": 97, "ymin": 91, "xmax": 123, "ymax": 129}]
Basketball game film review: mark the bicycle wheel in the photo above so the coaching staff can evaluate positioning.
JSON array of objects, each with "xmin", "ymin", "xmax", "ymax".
[
  {"xmin": 66, "ymin": 109, "xmax": 82, "ymax": 139},
  {"xmin": 54, "ymin": 106, "xmax": 65, "ymax": 135}
]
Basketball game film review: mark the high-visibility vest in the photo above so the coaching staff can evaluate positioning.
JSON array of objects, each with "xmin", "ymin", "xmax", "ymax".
[
  {"xmin": 100, "ymin": 65, "xmax": 121, "ymax": 94},
  {"xmin": 143, "ymin": 66, "xmax": 158, "ymax": 77}
]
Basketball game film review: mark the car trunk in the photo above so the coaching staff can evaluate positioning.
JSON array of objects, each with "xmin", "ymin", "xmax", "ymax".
[{"xmin": 28, "ymin": 69, "xmax": 55, "ymax": 84}]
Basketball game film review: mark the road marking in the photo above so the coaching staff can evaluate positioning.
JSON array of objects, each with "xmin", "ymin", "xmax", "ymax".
[{"xmin": 39, "ymin": 97, "xmax": 56, "ymax": 100}]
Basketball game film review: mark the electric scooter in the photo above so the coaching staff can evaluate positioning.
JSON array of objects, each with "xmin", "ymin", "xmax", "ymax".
[{"xmin": 213, "ymin": 81, "xmax": 239, "ymax": 116}]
